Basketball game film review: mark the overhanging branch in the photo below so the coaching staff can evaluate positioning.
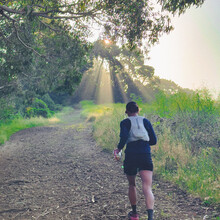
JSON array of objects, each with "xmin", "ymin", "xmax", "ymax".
[
  {"xmin": 39, "ymin": 19, "xmax": 61, "ymax": 32},
  {"xmin": 0, "ymin": 4, "xmax": 98, "ymax": 20},
  {"xmin": 13, "ymin": 22, "xmax": 48, "ymax": 60},
  {"xmin": 0, "ymin": 11, "xmax": 17, "ymax": 22},
  {"xmin": 0, "ymin": 5, "xmax": 24, "ymax": 15}
]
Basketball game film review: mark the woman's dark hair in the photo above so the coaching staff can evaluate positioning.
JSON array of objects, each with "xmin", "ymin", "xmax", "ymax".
[{"xmin": 126, "ymin": 101, "xmax": 139, "ymax": 113}]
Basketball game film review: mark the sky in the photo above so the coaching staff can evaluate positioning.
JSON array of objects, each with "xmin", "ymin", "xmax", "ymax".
[{"xmin": 146, "ymin": 0, "xmax": 220, "ymax": 98}]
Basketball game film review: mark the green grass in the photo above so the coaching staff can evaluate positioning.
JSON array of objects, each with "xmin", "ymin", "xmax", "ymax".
[
  {"xmin": 0, "ymin": 107, "xmax": 75, "ymax": 145},
  {"xmin": 81, "ymin": 89, "xmax": 220, "ymax": 206},
  {"xmin": 154, "ymin": 131, "xmax": 220, "ymax": 205},
  {"xmin": 0, "ymin": 117, "xmax": 50, "ymax": 145},
  {"xmin": 80, "ymin": 100, "xmax": 114, "ymax": 122}
]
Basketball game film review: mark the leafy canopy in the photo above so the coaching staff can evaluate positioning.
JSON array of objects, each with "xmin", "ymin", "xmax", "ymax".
[{"xmin": 0, "ymin": 0, "xmax": 206, "ymax": 50}]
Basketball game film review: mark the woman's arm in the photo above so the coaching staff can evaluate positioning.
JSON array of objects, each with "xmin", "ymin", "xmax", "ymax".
[
  {"xmin": 117, "ymin": 119, "xmax": 131, "ymax": 151},
  {"xmin": 144, "ymin": 119, "xmax": 157, "ymax": 145}
]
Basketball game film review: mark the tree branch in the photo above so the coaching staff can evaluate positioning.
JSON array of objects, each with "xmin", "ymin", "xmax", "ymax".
[
  {"xmin": 39, "ymin": 19, "xmax": 61, "ymax": 32},
  {"xmin": 38, "ymin": 14, "xmax": 86, "ymax": 19},
  {"xmin": 33, "ymin": 9, "xmax": 97, "ymax": 19},
  {"xmin": 0, "ymin": 11, "xmax": 17, "ymax": 22},
  {"xmin": 0, "ymin": 4, "xmax": 97, "ymax": 20},
  {"xmin": 32, "ymin": 9, "xmax": 60, "ymax": 15},
  {"xmin": 32, "ymin": 4, "xmax": 46, "ymax": 9},
  {"xmin": 0, "ymin": 82, "xmax": 17, "ymax": 90},
  {"xmin": 20, "ymin": 72, "xmax": 29, "ymax": 77},
  {"xmin": 0, "ymin": 5, "xmax": 24, "ymax": 15},
  {"xmin": 12, "ymin": 22, "xmax": 48, "ymax": 60}
]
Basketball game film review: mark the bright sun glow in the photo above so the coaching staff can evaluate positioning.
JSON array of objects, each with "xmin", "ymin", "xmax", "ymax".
[
  {"xmin": 75, "ymin": 59, "xmax": 113, "ymax": 104},
  {"xmin": 104, "ymin": 39, "xmax": 111, "ymax": 44}
]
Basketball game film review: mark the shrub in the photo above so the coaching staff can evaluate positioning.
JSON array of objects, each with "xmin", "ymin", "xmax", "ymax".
[
  {"xmin": 27, "ymin": 98, "xmax": 53, "ymax": 118},
  {"xmin": 42, "ymin": 93, "xmax": 62, "ymax": 111},
  {"xmin": 42, "ymin": 94, "xmax": 56, "ymax": 110}
]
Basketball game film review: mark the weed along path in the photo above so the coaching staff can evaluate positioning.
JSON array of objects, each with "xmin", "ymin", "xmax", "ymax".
[{"xmin": 0, "ymin": 110, "xmax": 217, "ymax": 220}]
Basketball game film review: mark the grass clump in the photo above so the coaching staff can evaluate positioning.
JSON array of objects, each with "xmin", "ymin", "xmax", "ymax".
[
  {"xmin": 0, "ymin": 116, "xmax": 58, "ymax": 145},
  {"xmin": 154, "ymin": 128, "xmax": 220, "ymax": 205},
  {"xmin": 177, "ymin": 148, "xmax": 219, "ymax": 205},
  {"xmin": 0, "ymin": 107, "xmax": 77, "ymax": 145}
]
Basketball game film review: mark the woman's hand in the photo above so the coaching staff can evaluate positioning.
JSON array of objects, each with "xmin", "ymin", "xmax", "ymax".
[{"xmin": 113, "ymin": 149, "xmax": 121, "ymax": 161}]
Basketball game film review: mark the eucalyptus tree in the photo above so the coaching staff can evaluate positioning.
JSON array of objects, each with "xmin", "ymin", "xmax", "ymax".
[
  {"xmin": 73, "ymin": 40, "xmax": 157, "ymax": 103},
  {"xmin": 0, "ymin": 0, "xmax": 206, "ymax": 104}
]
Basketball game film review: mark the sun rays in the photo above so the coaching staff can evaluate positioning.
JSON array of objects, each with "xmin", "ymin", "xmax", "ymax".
[{"xmin": 72, "ymin": 41, "xmax": 158, "ymax": 104}]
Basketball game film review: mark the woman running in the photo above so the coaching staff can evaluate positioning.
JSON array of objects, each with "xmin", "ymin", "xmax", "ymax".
[{"xmin": 114, "ymin": 101, "xmax": 157, "ymax": 220}]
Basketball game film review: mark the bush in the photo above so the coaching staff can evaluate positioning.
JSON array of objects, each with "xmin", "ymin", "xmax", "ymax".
[
  {"xmin": 26, "ymin": 98, "xmax": 53, "ymax": 118},
  {"xmin": 42, "ymin": 93, "xmax": 62, "ymax": 111},
  {"xmin": 42, "ymin": 94, "xmax": 56, "ymax": 111}
]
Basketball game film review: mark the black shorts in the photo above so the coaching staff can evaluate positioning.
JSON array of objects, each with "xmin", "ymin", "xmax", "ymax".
[{"xmin": 123, "ymin": 153, "xmax": 153, "ymax": 175}]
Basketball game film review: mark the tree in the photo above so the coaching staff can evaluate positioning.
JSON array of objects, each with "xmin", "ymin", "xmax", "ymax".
[
  {"xmin": 0, "ymin": 0, "xmax": 206, "ymax": 54},
  {"xmin": 73, "ymin": 40, "xmax": 157, "ymax": 103},
  {"xmin": 0, "ymin": 21, "xmax": 92, "ymax": 101},
  {"xmin": 159, "ymin": 0, "xmax": 205, "ymax": 15}
]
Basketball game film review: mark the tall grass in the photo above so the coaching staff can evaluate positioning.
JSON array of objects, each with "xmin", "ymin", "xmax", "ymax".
[
  {"xmin": 147, "ymin": 89, "xmax": 218, "ymax": 118},
  {"xmin": 81, "ymin": 89, "xmax": 220, "ymax": 206},
  {"xmin": 154, "ymin": 126, "xmax": 220, "ymax": 205},
  {"xmin": 93, "ymin": 104, "xmax": 125, "ymax": 152},
  {"xmin": 148, "ymin": 90, "xmax": 219, "ymax": 205}
]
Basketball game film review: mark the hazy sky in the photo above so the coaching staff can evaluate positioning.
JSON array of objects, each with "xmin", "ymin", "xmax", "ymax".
[{"xmin": 147, "ymin": 0, "xmax": 220, "ymax": 97}]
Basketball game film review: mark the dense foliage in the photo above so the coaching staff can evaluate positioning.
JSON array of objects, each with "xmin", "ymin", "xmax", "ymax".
[
  {"xmin": 0, "ymin": 17, "xmax": 91, "ymax": 119},
  {"xmin": 0, "ymin": 0, "xmax": 205, "ymax": 48}
]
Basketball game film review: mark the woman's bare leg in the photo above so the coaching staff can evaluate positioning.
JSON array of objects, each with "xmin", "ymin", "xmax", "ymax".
[
  {"xmin": 139, "ymin": 170, "xmax": 154, "ymax": 209},
  {"xmin": 126, "ymin": 175, "xmax": 137, "ymax": 206}
]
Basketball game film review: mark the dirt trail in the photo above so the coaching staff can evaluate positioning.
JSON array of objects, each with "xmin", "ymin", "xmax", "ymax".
[{"xmin": 0, "ymin": 110, "xmax": 218, "ymax": 220}]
